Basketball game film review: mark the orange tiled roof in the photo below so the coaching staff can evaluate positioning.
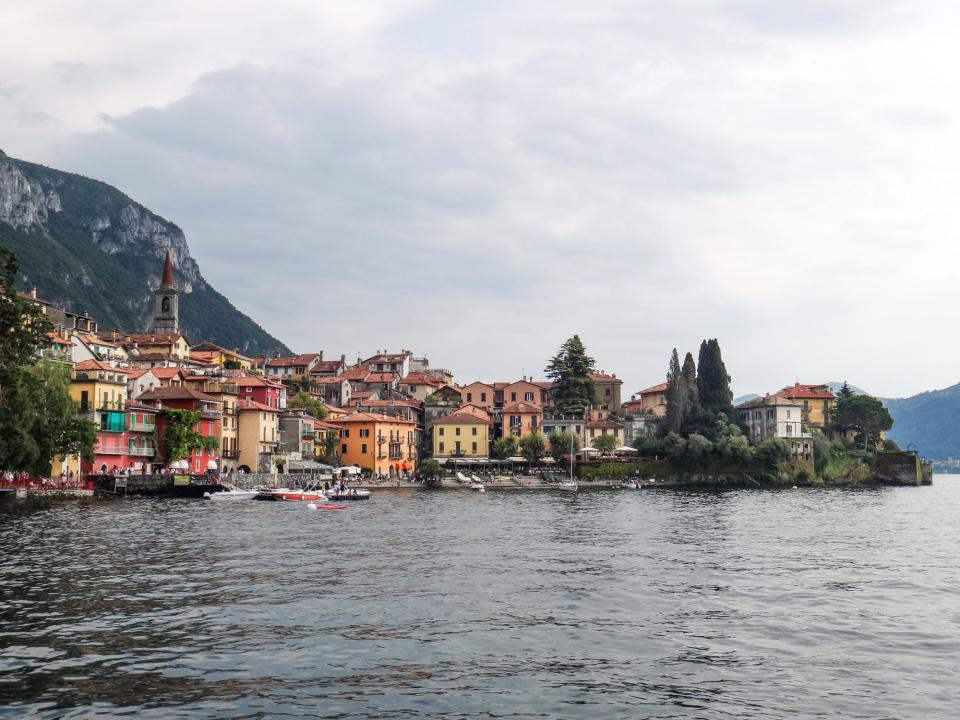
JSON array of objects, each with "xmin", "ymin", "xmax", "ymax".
[
  {"xmin": 74, "ymin": 359, "xmax": 130, "ymax": 374},
  {"xmin": 590, "ymin": 373, "xmax": 622, "ymax": 383},
  {"xmin": 138, "ymin": 386, "xmax": 220, "ymax": 403},
  {"xmin": 436, "ymin": 411, "xmax": 490, "ymax": 425},
  {"xmin": 237, "ymin": 398, "xmax": 280, "ymax": 413},
  {"xmin": 331, "ymin": 411, "xmax": 416, "ymax": 425},
  {"xmin": 310, "ymin": 360, "xmax": 344, "ymax": 373},
  {"xmin": 401, "ymin": 372, "xmax": 443, "ymax": 386},
  {"xmin": 638, "ymin": 382, "xmax": 668, "ymax": 395},
  {"xmin": 266, "ymin": 353, "xmax": 321, "ymax": 368},
  {"xmin": 312, "ymin": 376, "xmax": 347, "ymax": 385},
  {"xmin": 363, "ymin": 372, "xmax": 396, "ymax": 383},
  {"xmin": 359, "ymin": 398, "xmax": 423, "ymax": 409},
  {"xmin": 774, "ymin": 383, "xmax": 835, "ymax": 401},
  {"xmin": 501, "ymin": 401, "xmax": 541, "ymax": 414}
]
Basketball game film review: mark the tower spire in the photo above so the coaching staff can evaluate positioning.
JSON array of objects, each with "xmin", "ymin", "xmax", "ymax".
[{"xmin": 161, "ymin": 250, "xmax": 175, "ymax": 287}]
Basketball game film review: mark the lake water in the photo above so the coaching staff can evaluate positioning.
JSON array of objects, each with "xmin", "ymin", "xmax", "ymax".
[{"xmin": 2, "ymin": 479, "xmax": 960, "ymax": 719}]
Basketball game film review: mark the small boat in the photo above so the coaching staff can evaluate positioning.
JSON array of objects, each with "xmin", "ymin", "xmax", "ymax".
[
  {"xmin": 204, "ymin": 489, "xmax": 258, "ymax": 500},
  {"xmin": 470, "ymin": 475, "xmax": 486, "ymax": 491},
  {"xmin": 326, "ymin": 489, "xmax": 371, "ymax": 501},
  {"xmin": 271, "ymin": 488, "xmax": 329, "ymax": 502},
  {"xmin": 621, "ymin": 479, "xmax": 640, "ymax": 490},
  {"xmin": 549, "ymin": 479, "xmax": 578, "ymax": 491}
]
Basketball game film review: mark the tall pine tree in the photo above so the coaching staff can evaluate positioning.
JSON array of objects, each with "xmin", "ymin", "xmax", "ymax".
[
  {"xmin": 545, "ymin": 335, "xmax": 596, "ymax": 412},
  {"xmin": 681, "ymin": 352, "xmax": 699, "ymax": 415},
  {"xmin": 662, "ymin": 348, "xmax": 685, "ymax": 435},
  {"xmin": 696, "ymin": 339, "xmax": 733, "ymax": 417}
]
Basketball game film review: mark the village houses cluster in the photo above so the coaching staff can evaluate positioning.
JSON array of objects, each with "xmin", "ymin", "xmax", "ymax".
[{"xmin": 24, "ymin": 253, "xmax": 840, "ymax": 478}]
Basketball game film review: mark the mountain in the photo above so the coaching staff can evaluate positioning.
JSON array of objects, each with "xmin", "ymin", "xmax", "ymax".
[
  {"xmin": 826, "ymin": 381, "xmax": 867, "ymax": 396},
  {"xmin": 0, "ymin": 149, "xmax": 290, "ymax": 357},
  {"xmin": 883, "ymin": 384, "xmax": 960, "ymax": 460},
  {"xmin": 733, "ymin": 393, "xmax": 760, "ymax": 405}
]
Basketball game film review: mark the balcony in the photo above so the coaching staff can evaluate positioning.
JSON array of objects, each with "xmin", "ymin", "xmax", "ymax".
[
  {"xmin": 96, "ymin": 445, "xmax": 128, "ymax": 455},
  {"xmin": 222, "ymin": 450, "xmax": 239, "ymax": 459},
  {"xmin": 199, "ymin": 408, "xmax": 220, "ymax": 419},
  {"xmin": 129, "ymin": 446, "xmax": 156, "ymax": 457},
  {"xmin": 130, "ymin": 422, "xmax": 156, "ymax": 433}
]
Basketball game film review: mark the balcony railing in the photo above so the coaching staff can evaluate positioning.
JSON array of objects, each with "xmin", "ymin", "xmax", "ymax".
[
  {"xmin": 129, "ymin": 446, "xmax": 156, "ymax": 456},
  {"xmin": 96, "ymin": 446, "xmax": 128, "ymax": 455},
  {"xmin": 130, "ymin": 422, "xmax": 156, "ymax": 433},
  {"xmin": 199, "ymin": 408, "xmax": 220, "ymax": 419}
]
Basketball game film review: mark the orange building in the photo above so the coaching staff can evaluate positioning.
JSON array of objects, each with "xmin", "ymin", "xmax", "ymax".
[
  {"xmin": 501, "ymin": 401, "xmax": 542, "ymax": 438},
  {"xmin": 624, "ymin": 382, "xmax": 668, "ymax": 417},
  {"xmin": 331, "ymin": 412, "xmax": 418, "ymax": 477}
]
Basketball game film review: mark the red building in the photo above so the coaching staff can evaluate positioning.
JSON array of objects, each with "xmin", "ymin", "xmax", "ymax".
[
  {"xmin": 233, "ymin": 375, "xmax": 287, "ymax": 409},
  {"xmin": 138, "ymin": 386, "xmax": 222, "ymax": 474}
]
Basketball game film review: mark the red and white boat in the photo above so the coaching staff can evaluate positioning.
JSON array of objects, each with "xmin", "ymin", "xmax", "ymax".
[{"xmin": 271, "ymin": 488, "xmax": 329, "ymax": 502}]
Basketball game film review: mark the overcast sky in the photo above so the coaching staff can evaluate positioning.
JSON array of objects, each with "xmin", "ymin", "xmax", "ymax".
[{"xmin": 2, "ymin": 1, "xmax": 958, "ymax": 398}]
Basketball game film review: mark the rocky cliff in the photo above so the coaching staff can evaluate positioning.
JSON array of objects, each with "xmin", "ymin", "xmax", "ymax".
[{"xmin": 0, "ymin": 149, "xmax": 290, "ymax": 356}]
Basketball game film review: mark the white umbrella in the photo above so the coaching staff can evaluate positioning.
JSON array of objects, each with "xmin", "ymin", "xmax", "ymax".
[{"xmin": 615, "ymin": 446, "xmax": 638, "ymax": 453}]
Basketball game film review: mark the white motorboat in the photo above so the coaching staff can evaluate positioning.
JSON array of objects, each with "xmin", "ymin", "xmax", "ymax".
[
  {"xmin": 622, "ymin": 479, "xmax": 640, "ymax": 490},
  {"xmin": 470, "ymin": 474, "xmax": 486, "ymax": 491},
  {"xmin": 204, "ymin": 489, "xmax": 258, "ymax": 500}
]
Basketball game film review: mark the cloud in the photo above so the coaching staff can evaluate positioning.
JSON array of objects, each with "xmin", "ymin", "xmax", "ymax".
[{"xmin": 6, "ymin": 0, "xmax": 958, "ymax": 397}]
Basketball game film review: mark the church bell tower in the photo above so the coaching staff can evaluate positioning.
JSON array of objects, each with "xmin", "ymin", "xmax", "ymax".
[{"xmin": 151, "ymin": 250, "xmax": 180, "ymax": 334}]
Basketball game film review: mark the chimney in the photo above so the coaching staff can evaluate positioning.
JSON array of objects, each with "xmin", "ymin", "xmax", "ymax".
[{"xmin": 30, "ymin": 287, "xmax": 37, "ymax": 299}]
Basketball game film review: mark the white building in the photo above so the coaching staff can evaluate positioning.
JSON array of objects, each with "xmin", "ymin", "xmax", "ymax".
[{"xmin": 737, "ymin": 395, "xmax": 813, "ymax": 461}]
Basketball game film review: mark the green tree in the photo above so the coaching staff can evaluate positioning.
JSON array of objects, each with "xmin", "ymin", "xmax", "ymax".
[
  {"xmin": 519, "ymin": 432, "xmax": 546, "ymax": 464},
  {"xmin": 0, "ymin": 246, "xmax": 52, "ymax": 369},
  {"xmin": 662, "ymin": 431, "xmax": 687, "ymax": 463},
  {"xmin": 159, "ymin": 408, "xmax": 219, "ymax": 466},
  {"xmin": 419, "ymin": 458, "xmax": 444, "ymax": 486},
  {"xmin": 662, "ymin": 348, "xmax": 685, "ymax": 436},
  {"xmin": 26, "ymin": 361, "xmax": 97, "ymax": 475},
  {"xmin": 491, "ymin": 435, "xmax": 519, "ymax": 459},
  {"xmin": 548, "ymin": 431, "xmax": 580, "ymax": 462},
  {"xmin": 288, "ymin": 391, "xmax": 328, "ymax": 419},
  {"xmin": 836, "ymin": 394, "xmax": 893, "ymax": 449},
  {"xmin": 696, "ymin": 339, "xmax": 733, "ymax": 416},
  {"xmin": 685, "ymin": 433, "xmax": 712, "ymax": 465},
  {"xmin": 591, "ymin": 433, "xmax": 618, "ymax": 454},
  {"xmin": 837, "ymin": 381, "xmax": 855, "ymax": 400},
  {"xmin": 753, "ymin": 437, "xmax": 792, "ymax": 472},
  {"xmin": 681, "ymin": 352, "xmax": 699, "ymax": 415},
  {"xmin": 544, "ymin": 335, "xmax": 596, "ymax": 412}
]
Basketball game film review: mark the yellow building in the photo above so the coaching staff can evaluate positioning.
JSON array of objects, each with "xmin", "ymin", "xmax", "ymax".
[
  {"xmin": 332, "ymin": 412, "xmax": 418, "ymax": 477},
  {"xmin": 237, "ymin": 399, "xmax": 281, "ymax": 474},
  {"xmin": 58, "ymin": 360, "xmax": 131, "ymax": 476},
  {"xmin": 433, "ymin": 411, "xmax": 491, "ymax": 458},
  {"xmin": 774, "ymin": 383, "xmax": 837, "ymax": 431},
  {"xmin": 190, "ymin": 342, "xmax": 253, "ymax": 369},
  {"xmin": 123, "ymin": 333, "xmax": 191, "ymax": 360}
]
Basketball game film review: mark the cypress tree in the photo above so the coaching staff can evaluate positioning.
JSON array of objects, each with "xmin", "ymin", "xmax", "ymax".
[
  {"xmin": 681, "ymin": 351, "xmax": 699, "ymax": 413},
  {"xmin": 696, "ymin": 338, "xmax": 733, "ymax": 416},
  {"xmin": 663, "ymin": 348, "xmax": 685, "ymax": 436}
]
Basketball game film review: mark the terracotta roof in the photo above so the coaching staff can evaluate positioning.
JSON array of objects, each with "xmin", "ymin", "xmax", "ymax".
[
  {"xmin": 322, "ymin": 402, "xmax": 347, "ymax": 415},
  {"xmin": 150, "ymin": 368, "xmax": 185, "ymax": 380},
  {"xmin": 587, "ymin": 420, "xmax": 623, "ymax": 429},
  {"xmin": 311, "ymin": 376, "xmax": 348, "ymax": 385},
  {"xmin": 340, "ymin": 367, "xmax": 368, "ymax": 381},
  {"xmin": 363, "ymin": 372, "xmax": 396, "ymax": 383},
  {"xmin": 436, "ymin": 411, "xmax": 490, "ymax": 425},
  {"xmin": 401, "ymin": 372, "xmax": 443, "ymax": 386},
  {"xmin": 351, "ymin": 391, "xmax": 376, "ymax": 400},
  {"xmin": 47, "ymin": 332, "xmax": 74, "ymax": 345},
  {"xmin": 310, "ymin": 360, "xmax": 344, "ymax": 373},
  {"xmin": 359, "ymin": 399, "xmax": 423, "ymax": 409},
  {"xmin": 638, "ymin": 382, "xmax": 668, "ymax": 395},
  {"xmin": 138, "ymin": 386, "xmax": 220, "ymax": 403},
  {"xmin": 233, "ymin": 375, "xmax": 284, "ymax": 389},
  {"xmin": 501, "ymin": 401, "xmax": 541, "ymax": 414},
  {"xmin": 314, "ymin": 421, "xmax": 341, "ymax": 431},
  {"xmin": 532, "ymin": 381, "xmax": 554, "ymax": 389},
  {"xmin": 160, "ymin": 250, "xmax": 175, "ymax": 286},
  {"xmin": 126, "ymin": 368, "xmax": 152, "ymax": 380},
  {"xmin": 775, "ymin": 383, "xmax": 836, "ymax": 401},
  {"xmin": 74, "ymin": 359, "xmax": 130, "ymax": 374},
  {"xmin": 266, "ymin": 353, "xmax": 321, "ymax": 368},
  {"xmin": 331, "ymin": 412, "xmax": 416, "ymax": 425},
  {"xmin": 237, "ymin": 399, "xmax": 280, "ymax": 413},
  {"xmin": 590, "ymin": 373, "xmax": 622, "ymax": 383}
]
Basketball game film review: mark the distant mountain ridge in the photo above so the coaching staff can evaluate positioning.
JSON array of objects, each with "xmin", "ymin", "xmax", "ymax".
[
  {"xmin": 0, "ymin": 149, "xmax": 290, "ymax": 357},
  {"xmin": 883, "ymin": 384, "xmax": 960, "ymax": 460}
]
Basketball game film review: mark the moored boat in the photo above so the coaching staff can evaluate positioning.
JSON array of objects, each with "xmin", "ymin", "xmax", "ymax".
[
  {"xmin": 326, "ymin": 489, "xmax": 371, "ymax": 501},
  {"xmin": 271, "ymin": 489, "xmax": 329, "ymax": 502},
  {"xmin": 204, "ymin": 489, "xmax": 259, "ymax": 500}
]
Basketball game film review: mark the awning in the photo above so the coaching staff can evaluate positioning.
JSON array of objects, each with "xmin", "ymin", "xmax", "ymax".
[
  {"xmin": 206, "ymin": 460, "xmax": 218, "ymax": 470},
  {"xmin": 169, "ymin": 459, "xmax": 189, "ymax": 470},
  {"xmin": 615, "ymin": 446, "xmax": 638, "ymax": 453}
]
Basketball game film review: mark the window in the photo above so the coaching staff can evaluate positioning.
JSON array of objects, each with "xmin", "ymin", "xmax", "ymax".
[
  {"xmin": 455, "ymin": 441, "xmax": 461, "ymax": 454},
  {"xmin": 466, "ymin": 393, "xmax": 472, "ymax": 402},
  {"xmin": 341, "ymin": 429, "xmax": 350, "ymax": 438},
  {"xmin": 472, "ymin": 442, "xmax": 477, "ymax": 453},
  {"xmin": 511, "ymin": 392, "xmax": 516, "ymax": 401},
  {"xmin": 439, "ymin": 442, "xmax": 445, "ymax": 453},
  {"xmin": 341, "ymin": 443, "xmax": 348, "ymax": 454},
  {"xmin": 525, "ymin": 392, "xmax": 533, "ymax": 401},
  {"xmin": 439, "ymin": 427, "xmax": 445, "ymax": 436},
  {"xmin": 361, "ymin": 443, "xmax": 368, "ymax": 453},
  {"xmin": 455, "ymin": 427, "xmax": 461, "ymax": 436},
  {"xmin": 481, "ymin": 392, "xmax": 486, "ymax": 402},
  {"xmin": 472, "ymin": 427, "xmax": 477, "ymax": 436},
  {"xmin": 360, "ymin": 428, "xmax": 370, "ymax": 438},
  {"xmin": 604, "ymin": 389, "xmax": 611, "ymax": 397},
  {"xmin": 786, "ymin": 410, "xmax": 791, "ymax": 419}
]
